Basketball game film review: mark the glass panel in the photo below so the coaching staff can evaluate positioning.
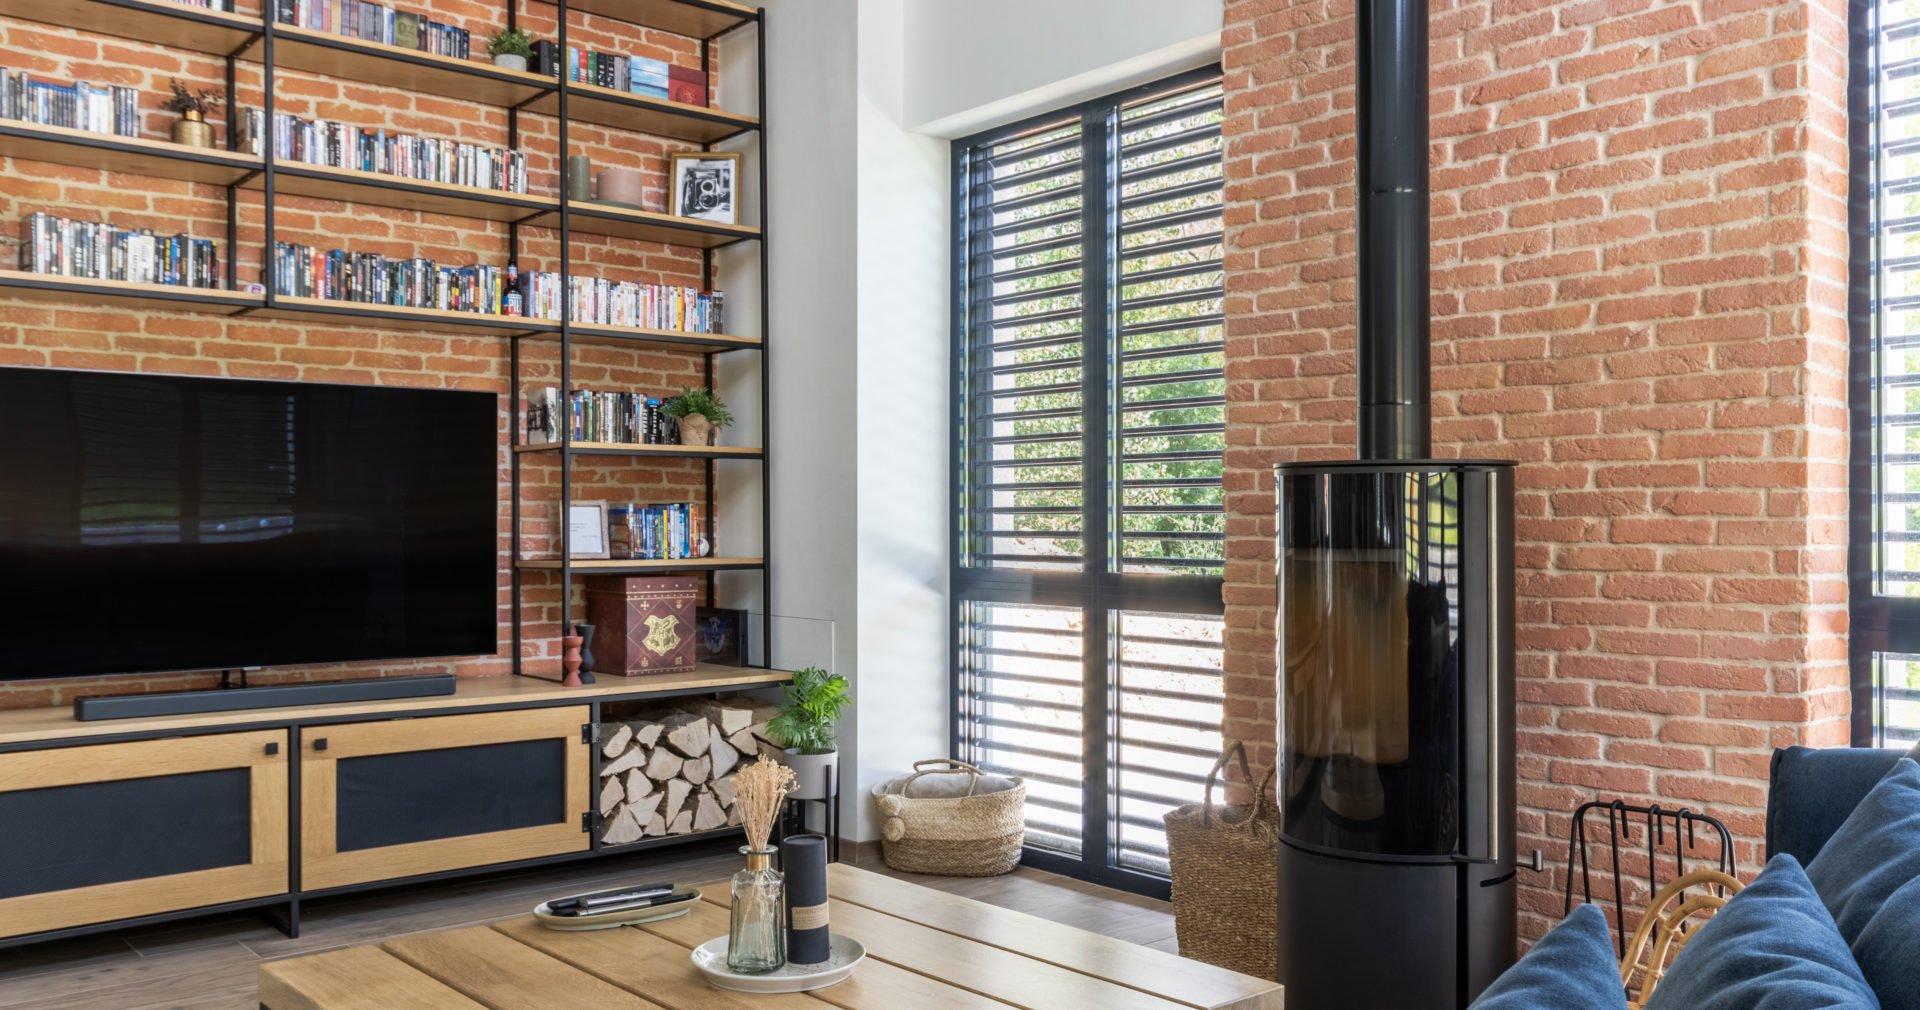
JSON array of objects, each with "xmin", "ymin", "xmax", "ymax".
[
  {"xmin": 958, "ymin": 601, "xmax": 1085, "ymax": 855},
  {"xmin": 1876, "ymin": 654, "xmax": 1920, "ymax": 747},
  {"xmin": 1111, "ymin": 611, "xmax": 1224, "ymax": 875}
]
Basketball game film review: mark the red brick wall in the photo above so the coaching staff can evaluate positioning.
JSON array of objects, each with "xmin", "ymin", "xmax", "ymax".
[
  {"xmin": 0, "ymin": 3, "xmax": 723, "ymax": 707},
  {"xmin": 1220, "ymin": 0, "xmax": 1852, "ymax": 942}
]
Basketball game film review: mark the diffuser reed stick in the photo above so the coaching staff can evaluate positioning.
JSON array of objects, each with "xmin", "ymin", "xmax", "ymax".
[
  {"xmin": 727, "ymin": 756, "xmax": 797, "ymax": 973},
  {"xmin": 735, "ymin": 755, "xmax": 796, "ymax": 852}
]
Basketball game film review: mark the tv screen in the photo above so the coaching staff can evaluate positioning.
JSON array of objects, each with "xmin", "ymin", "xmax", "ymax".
[{"xmin": 0, "ymin": 367, "xmax": 498, "ymax": 680}]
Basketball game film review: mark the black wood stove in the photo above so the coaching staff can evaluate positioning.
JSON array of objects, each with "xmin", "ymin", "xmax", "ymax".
[{"xmin": 1272, "ymin": 0, "xmax": 1517, "ymax": 1006}]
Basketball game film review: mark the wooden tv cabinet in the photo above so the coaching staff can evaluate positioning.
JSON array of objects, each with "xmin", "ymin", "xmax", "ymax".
[{"xmin": 0, "ymin": 667, "xmax": 789, "ymax": 948}]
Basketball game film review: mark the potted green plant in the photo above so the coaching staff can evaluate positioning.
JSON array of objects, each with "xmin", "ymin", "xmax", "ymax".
[
  {"xmin": 663, "ymin": 386, "xmax": 734, "ymax": 446},
  {"xmin": 486, "ymin": 28, "xmax": 534, "ymax": 72},
  {"xmin": 765, "ymin": 666, "xmax": 850, "ymax": 800},
  {"xmin": 162, "ymin": 79, "xmax": 223, "ymax": 149}
]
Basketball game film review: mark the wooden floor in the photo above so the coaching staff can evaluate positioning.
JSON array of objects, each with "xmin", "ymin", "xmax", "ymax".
[{"xmin": 0, "ymin": 841, "xmax": 1176, "ymax": 1009}]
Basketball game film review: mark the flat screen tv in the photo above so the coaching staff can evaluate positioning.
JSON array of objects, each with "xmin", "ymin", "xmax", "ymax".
[{"xmin": 0, "ymin": 367, "xmax": 498, "ymax": 681}]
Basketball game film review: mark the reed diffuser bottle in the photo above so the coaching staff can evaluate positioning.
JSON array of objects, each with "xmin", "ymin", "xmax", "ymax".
[{"xmin": 727, "ymin": 756, "xmax": 796, "ymax": 974}]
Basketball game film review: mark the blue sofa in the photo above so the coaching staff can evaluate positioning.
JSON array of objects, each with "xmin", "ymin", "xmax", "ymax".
[{"xmin": 1766, "ymin": 745, "xmax": 1909, "ymax": 865}]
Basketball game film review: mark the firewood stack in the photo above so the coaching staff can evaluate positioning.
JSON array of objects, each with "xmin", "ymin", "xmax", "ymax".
[{"xmin": 596, "ymin": 699, "xmax": 780, "ymax": 846}]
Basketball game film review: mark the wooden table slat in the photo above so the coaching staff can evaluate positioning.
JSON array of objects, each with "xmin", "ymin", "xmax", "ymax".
[
  {"xmin": 493, "ymin": 915, "xmax": 831, "ymax": 1010},
  {"xmin": 826, "ymin": 864, "xmax": 1284, "ymax": 1010},
  {"xmin": 382, "ymin": 925, "xmax": 663, "ymax": 1010},
  {"xmin": 257, "ymin": 946, "xmax": 487, "ymax": 1010}
]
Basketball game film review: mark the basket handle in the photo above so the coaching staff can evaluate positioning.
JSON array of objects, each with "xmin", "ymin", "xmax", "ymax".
[
  {"xmin": 1202, "ymin": 742, "xmax": 1277, "ymax": 829},
  {"xmin": 894, "ymin": 758, "xmax": 987, "ymax": 798}
]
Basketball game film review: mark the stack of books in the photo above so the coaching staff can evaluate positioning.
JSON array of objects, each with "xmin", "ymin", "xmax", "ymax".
[
  {"xmin": 269, "ymin": 243, "xmax": 546, "ymax": 314},
  {"xmin": 557, "ymin": 46, "xmax": 706, "ymax": 105},
  {"xmin": 240, "ymin": 110, "xmax": 528, "ymax": 193},
  {"xmin": 0, "ymin": 72, "xmax": 139, "ymax": 137},
  {"xmin": 610, "ymin": 502, "xmax": 709, "ymax": 561},
  {"xmin": 19, "ymin": 213, "xmax": 220, "ymax": 289},
  {"xmin": 274, "ymin": 0, "xmax": 471, "ymax": 58},
  {"xmin": 516, "ymin": 275, "xmax": 724, "ymax": 333}
]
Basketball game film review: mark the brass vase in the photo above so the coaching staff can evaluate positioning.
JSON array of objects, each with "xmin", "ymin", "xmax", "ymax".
[{"xmin": 171, "ymin": 109, "xmax": 214, "ymax": 149}]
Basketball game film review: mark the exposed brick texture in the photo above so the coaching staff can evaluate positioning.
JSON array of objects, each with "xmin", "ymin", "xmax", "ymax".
[
  {"xmin": 0, "ymin": 3, "xmax": 722, "ymax": 707},
  {"xmin": 1220, "ymin": 0, "xmax": 1851, "ymax": 942}
]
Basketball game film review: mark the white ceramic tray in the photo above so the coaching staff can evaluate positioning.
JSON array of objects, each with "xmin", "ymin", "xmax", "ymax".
[
  {"xmin": 690, "ymin": 933, "xmax": 867, "ymax": 993},
  {"xmin": 534, "ymin": 887, "xmax": 700, "ymax": 931}
]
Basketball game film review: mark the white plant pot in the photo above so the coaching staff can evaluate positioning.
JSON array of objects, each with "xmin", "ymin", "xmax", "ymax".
[
  {"xmin": 493, "ymin": 53, "xmax": 528, "ymax": 72},
  {"xmin": 779, "ymin": 748, "xmax": 837, "ymax": 801}
]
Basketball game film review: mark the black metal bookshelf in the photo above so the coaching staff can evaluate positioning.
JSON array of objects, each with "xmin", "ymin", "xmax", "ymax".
[{"xmin": 0, "ymin": 0, "xmax": 773, "ymax": 682}]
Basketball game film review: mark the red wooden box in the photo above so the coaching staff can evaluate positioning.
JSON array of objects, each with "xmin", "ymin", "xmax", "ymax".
[{"xmin": 585, "ymin": 576, "xmax": 699, "ymax": 675}]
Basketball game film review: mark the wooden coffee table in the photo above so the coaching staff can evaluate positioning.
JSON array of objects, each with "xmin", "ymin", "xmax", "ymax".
[{"xmin": 259, "ymin": 863, "xmax": 1282, "ymax": 1009}]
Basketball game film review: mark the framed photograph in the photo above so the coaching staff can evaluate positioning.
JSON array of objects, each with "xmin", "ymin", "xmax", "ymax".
[
  {"xmin": 694, "ymin": 606, "xmax": 749, "ymax": 666},
  {"xmin": 567, "ymin": 500, "xmax": 611, "ymax": 560},
  {"xmin": 668, "ymin": 151, "xmax": 740, "ymax": 225}
]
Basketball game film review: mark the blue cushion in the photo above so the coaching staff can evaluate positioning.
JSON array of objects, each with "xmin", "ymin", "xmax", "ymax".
[
  {"xmin": 1805, "ymin": 757, "xmax": 1920, "ymax": 1010},
  {"xmin": 1768, "ymin": 746, "xmax": 1905, "ymax": 864},
  {"xmin": 1468, "ymin": 904, "xmax": 1624, "ymax": 1010},
  {"xmin": 1644, "ymin": 854, "xmax": 1878, "ymax": 1010}
]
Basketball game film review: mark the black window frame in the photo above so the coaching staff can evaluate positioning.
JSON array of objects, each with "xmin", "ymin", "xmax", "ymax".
[{"xmin": 949, "ymin": 65, "xmax": 1228, "ymax": 896}]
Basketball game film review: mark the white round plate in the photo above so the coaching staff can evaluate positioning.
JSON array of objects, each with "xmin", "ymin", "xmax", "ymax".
[
  {"xmin": 691, "ymin": 933, "xmax": 867, "ymax": 993},
  {"xmin": 534, "ymin": 887, "xmax": 700, "ymax": 931}
]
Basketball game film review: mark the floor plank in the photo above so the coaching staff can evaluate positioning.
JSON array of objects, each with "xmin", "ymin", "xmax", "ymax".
[{"xmin": 0, "ymin": 839, "xmax": 1176, "ymax": 1009}]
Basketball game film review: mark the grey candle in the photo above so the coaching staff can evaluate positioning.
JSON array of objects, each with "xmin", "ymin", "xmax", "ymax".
[
  {"xmin": 780, "ymin": 833, "xmax": 829, "ymax": 964},
  {"xmin": 567, "ymin": 155, "xmax": 592, "ymax": 201}
]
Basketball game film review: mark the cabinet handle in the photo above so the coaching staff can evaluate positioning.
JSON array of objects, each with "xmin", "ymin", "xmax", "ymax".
[
  {"xmin": 313, "ymin": 738, "xmax": 329, "ymax": 752},
  {"xmin": 265, "ymin": 742, "xmax": 280, "ymax": 756}
]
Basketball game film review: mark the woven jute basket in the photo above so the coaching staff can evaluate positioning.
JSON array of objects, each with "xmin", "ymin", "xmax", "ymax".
[
  {"xmin": 872, "ymin": 759, "xmax": 1025, "ymax": 876},
  {"xmin": 1163, "ymin": 741, "xmax": 1278, "ymax": 978}
]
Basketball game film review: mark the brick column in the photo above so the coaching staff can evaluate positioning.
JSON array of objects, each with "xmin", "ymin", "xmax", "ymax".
[{"xmin": 1220, "ymin": 0, "xmax": 1851, "ymax": 941}]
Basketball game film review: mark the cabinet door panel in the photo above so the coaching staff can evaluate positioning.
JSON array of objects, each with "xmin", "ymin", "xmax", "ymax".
[
  {"xmin": 0, "ymin": 730, "xmax": 290, "ymax": 939},
  {"xmin": 300, "ymin": 707, "xmax": 590, "ymax": 891}
]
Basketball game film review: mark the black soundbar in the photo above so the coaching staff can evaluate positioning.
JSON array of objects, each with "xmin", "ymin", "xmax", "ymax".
[{"xmin": 74, "ymin": 674, "xmax": 458, "ymax": 721}]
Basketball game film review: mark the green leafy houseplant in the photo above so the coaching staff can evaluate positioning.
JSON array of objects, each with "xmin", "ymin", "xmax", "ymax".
[
  {"xmin": 662, "ymin": 386, "xmax": 735, "ymax": 428},
  {"xmin": 486, "ymin": 28, "xmax": 534, "ymax": 58},
  {"xmin": 765, "ymin": 667, "xmax": 850, "ymax": 755}
]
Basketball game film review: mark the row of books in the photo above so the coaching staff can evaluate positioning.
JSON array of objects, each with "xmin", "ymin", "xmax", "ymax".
[
  {"xmin": 238, "ymin": 110, "xmax": 529, "ymax": 193},
  {"xmin": 525, "ymin": 386, "xmax": 684, "ymax": 446},
  {"xmin": 559, "ymin": 45, "xmax": 707, "ymax": 105},
  {"xmin": 609, "ymin": 502, "xmax": 710, "ymax": 561},
  {"xmin": 521, "ymin": 276, "xmax": 725, "ymax": 334},
  {"xmin": 0, "ymin": 72, "xmax": 140, "ymax": 138},
  {"xmin": 268, "ymin": 243, "xmax": 537, "ymax": 313},
  {"xmin": 274, "ymin": 0, "xmax": 471, "ymax": 59},
  {"xmin": 173, "ymin": 0, "xmax": 234, "ymax": 9},
  {"xmin": 19, "ymin": 213, "xmax": 221, "ymax": 289}
]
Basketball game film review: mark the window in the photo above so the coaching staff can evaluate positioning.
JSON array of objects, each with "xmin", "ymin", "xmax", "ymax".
[
  {"xmin": 1855, "ymin": 0, "xmax": 1920, "ymax": 747},
  {"xmin": 952, "ymin": 69, "xmax": 1226, "ymax": 892}
]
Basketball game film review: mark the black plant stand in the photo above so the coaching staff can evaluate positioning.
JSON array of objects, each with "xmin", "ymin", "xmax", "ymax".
[{"xmin": 775, "ymin": 758, "xmax": 839, "ymax": 863}]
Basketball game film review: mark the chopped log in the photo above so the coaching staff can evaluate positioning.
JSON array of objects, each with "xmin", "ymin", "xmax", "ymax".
[
  {"xmin": 633, "ymin": 721, "xmax": 664, "ymax": 748},
  {"xmin": 645, "ymin": 747, "xmax": 684, "ymax": 781},
  {"xmin": 625, "ymin": 769, "xmax": 655, "ymax": 805},
  {"xmin": 660, "ymin": 713, "xmax": 710, "ymax": 758},
  {"xmin": 599, "ymin": 776, "xmax": 625, "ymax": 814},
  {"xmin": 644, "ymin": 812, "xmax": 666, "ymax": 837},
  {"xmin": 666, "ymin": 777, "xmax": 693, "ymax": 819},
  {"xmin": 602, "ymin": 746, "xmax": 645, "ymax": 777},
  {"xmin": 667, "ymin": 807, "xmax": 693, "ymax": 835},
  {"xmin": 711, "ymin": 774, "xmax": 737, "ymax": 809},
  {"xmin": 709, "ymin": 738, "xmax": 740, "ymax": 779},
  {"xmin": 725, "ymin": 727, "xmax": 757, "ymax": 755},
  {"xmin": 695, "ymin": 700, "xmax": 754, "ymax": 737},
  {"xmin": 692, "ymin": 789, "xmax": 727, "ymax": 831},
  {"xmin": 683, "ymin": 755, "xmax": 711, "ymax": 786},
  {"xmin": 600, "ymin": 723, "xmax": 633, "ymax": 758},
  {"xmin": 627, "ymin": 792, "xmax": 663, "ymax": 825},
  {"xmin": 601, "ymin": 805, "xmax": 645, "ymax": 846}
]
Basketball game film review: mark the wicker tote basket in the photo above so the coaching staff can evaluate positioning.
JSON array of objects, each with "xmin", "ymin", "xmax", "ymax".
[
  {"xmin": 872, "ymin": 759, "xmax": 1025, "ymax": 876},
  {"xmin": 1162, "ymin": 741, "xmax": 1278, "ymax": 978}
]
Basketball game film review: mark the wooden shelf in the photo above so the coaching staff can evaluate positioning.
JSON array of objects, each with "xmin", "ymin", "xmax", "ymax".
[
  {"xmin": 0, "ymin": 664, "xmax": 793, "ymax": 747},
  {"xmin": 259, "ymin": 296, "xmax": 560, "ymax": 336},
  {"xmin": 253, "ymin": 25, "xmax": 556, "ymax": 108},
  {"xmin": 515, "ymin": 441, "xmax": 763, "ymax": 459},
  {"xmin": 0, "ymin": 0, "xmax": 261, "ymax": 55},
  {"xmin": 557, "ymin": 323, "xmax": 762, "ymax": 354},
  {"xmin": 259, "ymin": 163, "xmax": 555, "ymax": 222},
  {"xmin": 537, "ymin": 202, "xmax": 760, "ymax": 248},
  {"xmin": 516, "ymin": 557, "xmax": 765, "ymax": 572},
  {"xmin": 559, "ymin": 0, "xmax": 757, "ymax": 39},
  {"xmin": 0, "ymin": 122, "xmax": 262, "ymax": 187},
  {"xmin": 0, "ymin": 271, "xmax": 261, "ymax": 314},
  {"xmin": 527, "ymin": 83, "xmax": 758, "ymax": 143}
]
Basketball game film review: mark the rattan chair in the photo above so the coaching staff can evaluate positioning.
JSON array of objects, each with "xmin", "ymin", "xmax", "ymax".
[{"xmin": 1618, "ymin": 868, "xmax": 1744, "ymax": 1009}]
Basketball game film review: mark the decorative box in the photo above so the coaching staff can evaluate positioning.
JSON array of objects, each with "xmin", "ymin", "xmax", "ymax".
[{"xmin": 585, "ymin": 576, "xmax": 699, "ymax": 675}]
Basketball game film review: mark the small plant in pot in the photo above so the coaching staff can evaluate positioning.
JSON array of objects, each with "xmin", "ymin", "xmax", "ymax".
[
  {"xmin": 663, "ymin": 386, "xmax": 733, "ymax": 446},
  {"xmin": 765, "ymin": 666, "xmax": 850, "ymax": 800},
  {"xmin": 486, "ymin": 28, "xmax": 534, "ymax": 72},
  {"xmin": 162, "ymin": 79, "xmax": 223, "ymax": 149}
]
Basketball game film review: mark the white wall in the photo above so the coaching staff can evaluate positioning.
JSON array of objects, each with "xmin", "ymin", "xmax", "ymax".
[{"xmin": 904, "ymin": 0, "xmax": 1224, "ymax": 137}]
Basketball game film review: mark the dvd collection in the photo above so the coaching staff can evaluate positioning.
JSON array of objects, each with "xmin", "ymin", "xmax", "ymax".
[
  {"xmin": 0, "ymin": 72, "xmax": 139, "ymax": 138},
  {"xmin": 19, "ymin": 213, "xmax": 220, "ymax": 289},
  {"xmin": 269, "ymin": 242, "xmax": 541, "ymax": 313},
  {"xmin": 173, "ymin": 0, "xmax": 234, "ymax": 8},
  {"xmin": 520, "ymin": 275, "xmax": 725, "ymax": 333},
  {"xmin": 609, "ymin": 502, "xmax": 709, "ymax": 561},
  {"xmin": 556, "ymin": 46, "xmax": 706, "ymax": 105},
  {"xmin": 274, "ymin": 0, "xmax": 471, "ymax": 59},
  {"xmin": 240, "ymin": 110, "xmax": 528, "ymax": 193},
  {"xmin": 524, "ymin": 386, "xmax": 684, "ymax": 446}
]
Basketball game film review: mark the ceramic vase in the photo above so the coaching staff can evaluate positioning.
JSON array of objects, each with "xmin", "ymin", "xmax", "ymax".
[
  {"xmin": 678, "ymin": 413, "xmax": 711, "ymax": 446},
  {"xmin": 493, "ymin": 53, "xmax": 528, "ymax": 72},
  {"xmin": 562, "ymin": 635, "xmax": 584, "ymax": 687},
  {"xmin": 573, "ymin": 622, "xmax": 597, "ymax": 685},
  {"xmin": 596, "ymin": 166, "xmax": 645, "ymax": 208}
]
